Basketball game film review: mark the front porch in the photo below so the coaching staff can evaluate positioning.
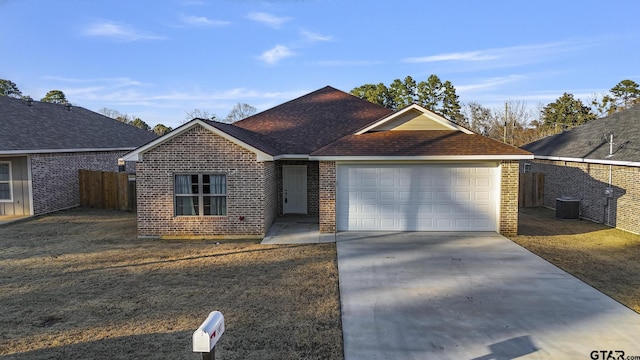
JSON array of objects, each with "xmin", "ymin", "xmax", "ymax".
[{"xmin": 261, "ymin": 214, "xmax": 335, "ymax": 244}]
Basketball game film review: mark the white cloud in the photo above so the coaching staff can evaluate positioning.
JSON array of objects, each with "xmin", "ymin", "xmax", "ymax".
[
  {"xmin": 84, "ymin": 20, "xmax": 165, "ymax": 42},
  {"xmin": 404, "ymin": 51, "xmax": 497, "ymax": 63},
  {"xmin": 247, "ymin": 12, "xmax": 290, "ymax": 28},
  {"xmin": 456, "ymin": 75, "xmax": 524, "ymax": 93},
  {"xmin": 300, "ymin": 30, "xmax": 332, "ymax": 42},
  {"xmin": 402, "ymin": 40, "xmax": 598, "ymax": 67},
  {"xmin": 179, "ymin": 14, "xmax": 230, "ymax": 27},
  {"xmin": 259, "ymin": 45, "xmax": 294, "ymax": 65},
  {"xmin": 43, "ymin": 76, "xmax": 145, "ymax": 87}
]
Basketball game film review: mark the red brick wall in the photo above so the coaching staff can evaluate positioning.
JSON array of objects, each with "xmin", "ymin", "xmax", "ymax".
[
  {"xmin": 526, "ymin": 159, "xmax": 640, "ymax": 234},
  {"xmin": 136, "ymin": 125, "xmax": 273, "ymax": 238},
  {"xmin": 263, "ymin": 161, "xmax": 278, "ymax": 232},
  {"xmin": 319, "ymin": 161, "xmax": 336, "ymax": 233},
  {"xmin": 500, "ymin": 160, "xmax": 520, "ymax": 236},
  {"xmin": 31, "ymin": 151, "xmax": 126, "ymax": 215}
]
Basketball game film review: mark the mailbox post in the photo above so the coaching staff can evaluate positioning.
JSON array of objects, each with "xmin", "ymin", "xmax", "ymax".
[{"xmin": 193, "ymin": 311, "xmax": 225, "ymax": 360}]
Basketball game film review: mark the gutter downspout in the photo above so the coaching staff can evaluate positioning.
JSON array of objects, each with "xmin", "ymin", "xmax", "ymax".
[{"xmin": 606, "ymin": 133, "xmax": 613, "ymax": 226}]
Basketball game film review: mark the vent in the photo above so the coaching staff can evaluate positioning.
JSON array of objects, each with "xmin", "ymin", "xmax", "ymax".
[{"xmin": 556, "ymin": 197, "xmax": 580, "ymax": 219}]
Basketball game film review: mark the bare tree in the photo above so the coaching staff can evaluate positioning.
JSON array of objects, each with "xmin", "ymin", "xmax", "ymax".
[
  {"xmin": 226, "ymin": 103, "xmax": 257, "ymax": 123},
  {"xmin": 184, "ymin": 109, "xmax": 217, "ymax": 124}
]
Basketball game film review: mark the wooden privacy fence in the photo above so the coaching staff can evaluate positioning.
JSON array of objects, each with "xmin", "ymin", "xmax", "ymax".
[
  {"xmin": 79, "ymin": 170, "xmax": 136, "ymax": 211},
  {"xmin": 519, "ymin": 172, "xmax": 545, "ymax": 208}
]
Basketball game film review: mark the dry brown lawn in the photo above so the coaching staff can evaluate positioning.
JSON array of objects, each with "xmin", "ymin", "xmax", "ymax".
[
  {"xmin": 511, "ymin": 207, "xmax": 640, "ymax": 313},
  {"xmin": 0, "ymin": 208, "xmax": 343, "ymax": 360}
]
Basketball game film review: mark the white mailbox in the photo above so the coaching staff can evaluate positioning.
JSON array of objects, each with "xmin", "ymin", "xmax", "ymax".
[{"xmin": 193, "ymin": 311, "xmax": 225, "ymax": 353}]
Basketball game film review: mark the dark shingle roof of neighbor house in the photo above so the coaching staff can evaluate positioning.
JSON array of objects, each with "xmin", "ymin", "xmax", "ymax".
[
  {"xmin": 521, "ymin": 105, "xmax": 640, "ymax": 163},
  {"xmin": 311, "ymin": 130, "xmax": 532, "ymax": 157},
  {"xmin": 0, "ymin": 96, "xmax": 158, "ymax": 153},
  {"xmin": 233, "ymin": 86, "xmax": 393, "ymax": 154}
]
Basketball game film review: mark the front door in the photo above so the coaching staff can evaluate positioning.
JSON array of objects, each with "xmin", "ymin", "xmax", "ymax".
[{"xmin": 283, "ymin": 165, "xmax": 307, "ymax": 214}]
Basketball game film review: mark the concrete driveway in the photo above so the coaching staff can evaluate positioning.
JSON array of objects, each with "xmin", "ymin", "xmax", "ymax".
[{"xmin": 337, "ymin": 232, "xmax": 640, "ymax": 360}]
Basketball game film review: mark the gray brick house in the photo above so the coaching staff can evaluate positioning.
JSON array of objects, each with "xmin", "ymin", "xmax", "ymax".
[
  {"xmin": 0, "ymin": 96, "xmax": 157, "ymax": 218},
  {"xmin": 521, "ymin": 106, "xmax": 640, "ymax": 234},
  {"xmin": 122, "ymin": 86, "xmax": 532, "ymax": 239}
]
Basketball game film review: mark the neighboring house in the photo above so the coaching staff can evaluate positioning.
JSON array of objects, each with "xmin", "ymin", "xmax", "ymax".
[
  {"xmin": 521, "ymin": 106, "xmax": 640, "ymax": 234},
  {"xmin": 0, "ymin": 96, "xmax": 158, "ymax": 217},
  {"xmin": 122, "ymin": 86, "xmax": 532, "ymax": 239}
]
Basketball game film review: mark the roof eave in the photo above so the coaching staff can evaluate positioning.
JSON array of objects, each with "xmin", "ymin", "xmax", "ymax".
[
  {"xmin": 0, "ymin": 147, "xmax": 137, "ymax": 156},
  {"xmin": 273, "ymin": 154, "xmax": 310, "ymax": 160},
  {"xmin": 309, "ymin": 154, "xmax": 534, "ymax": 161},
  {"xmin": 533, "ymin": 155, "xmax": 640, "ymax": 167}
]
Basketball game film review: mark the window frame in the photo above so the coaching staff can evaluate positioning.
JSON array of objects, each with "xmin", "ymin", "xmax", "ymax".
[
  {"xmin": 0, "ymin": 161, "xmax": 12, "ymax": 202},
  {"xmin": 174, "ymin": 173, "xmax": 227, "ymax": 217}
]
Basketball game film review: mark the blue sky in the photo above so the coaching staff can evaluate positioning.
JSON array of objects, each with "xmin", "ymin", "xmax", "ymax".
[{"xmin": 1, "ymin": 0, "xmax": 639, "ymax": 129}]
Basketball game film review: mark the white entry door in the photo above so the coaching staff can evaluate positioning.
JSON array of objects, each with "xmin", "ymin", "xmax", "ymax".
[
  {"xmin": 283, "ymin": 165, "xmax": 307, "ymax": 214},
  {"xmin": 336, "ymin": 163, "xmax": 499, "ymax": 231}
]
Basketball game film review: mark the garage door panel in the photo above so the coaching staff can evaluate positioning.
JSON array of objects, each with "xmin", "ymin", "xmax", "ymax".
[
  {"xmin": 337, "ymin": 164, "xmax": 498, "ymax": 231},
  {"xmin": 436, "ymin": 204, "xmax": 453, "ymax": 214},
  {"xmin": 417, "ymin": 204, "xmax": 433, "ymax": 214},
  {"xmin": 475, "ymin": 191, "xmax": 490, "ymax": 200},
  {"xmin": 361, "ymin": 191, "xmax": 377, "ymax": 201},
  {"xmin": 397, "ymin": 191, "xmax": 412, "ymax": 201},
  {"xmin": 380, "ymin": 191, "xmax": 395, "ymax": 201},
  {"xmin": 380, "ymin": 204, "xmax": 395, "ymax": 214}
]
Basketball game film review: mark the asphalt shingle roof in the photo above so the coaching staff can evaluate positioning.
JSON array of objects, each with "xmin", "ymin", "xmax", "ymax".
[
  {"xmin": 311, "ymin": 130, "xmax": 531, "ymax": 157},
  {"xmin": 201, "ymin": 119, "xmax": 286, "ymax": 155},
  {"xmin": 233, "ymin": 86, "xmax": 393, "ymax": 154},
  {"xmin": 521, "ymin": 106, "xmax": 640, "ymax": 162},
  {"xmin": 0, "ymin": 96, "xmax": 158, "ymax": 153}
]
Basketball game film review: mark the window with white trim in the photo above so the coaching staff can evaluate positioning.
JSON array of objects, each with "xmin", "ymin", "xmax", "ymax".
[
  {"xmin": 0, "ymin": 162, "xmax": 11, "ymax": 202},
  {"xmin": 174, "ymin": 174, "xmax": 227, "ymax": 216}
]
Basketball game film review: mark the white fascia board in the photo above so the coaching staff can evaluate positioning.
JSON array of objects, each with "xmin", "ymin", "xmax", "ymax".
[
  {"xmin": 356, "ymin": 104, "xmax": 474, "ymax": 134},
  {"xmin": 309, "ymin": 154, "xmax": 534, "ymax": 161},
  {"xmin": 0, "ymin": 147, "xmax": 136, "ymax": 156},
  {"xmin": 121, "ymin": 119, "xmax": 274, "ymax": 162},
  {"xmin": 273, "ymin": 154, "xmax": 310, "ymax": 160},
  {"xmin": 534, "ymin": 155, "xmax": 640, "ymax": 167}
]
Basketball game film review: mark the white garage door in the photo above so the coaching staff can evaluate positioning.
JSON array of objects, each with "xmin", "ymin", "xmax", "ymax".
[{"xmin": 336, "ymin": 164, "xmax": 499, "ymax": 231}]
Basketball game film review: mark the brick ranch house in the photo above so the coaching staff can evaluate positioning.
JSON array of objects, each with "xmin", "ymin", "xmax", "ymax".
[
  {"xmin": 0, "ymin": 96, "xmax": 158, "ymax": 218},
  {"xmin": 122, "ymin": 86, "xmax": 532, "ymax": 239},
  {"xmin": 521, "ymin": 105, "xmax": 640, "ymax": 234}
]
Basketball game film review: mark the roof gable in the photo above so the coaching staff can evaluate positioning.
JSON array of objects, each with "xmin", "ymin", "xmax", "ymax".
[
  {"xmin": 121, "ymin": 119, "xmax": 274, "ymax": 162},
  {"xmin": 0, "ymin": 96, "xmax": 157, "ymax": 154},
  {"xmin": 356, "ymin": 104, "xmax": 473, "ymax": 134}
]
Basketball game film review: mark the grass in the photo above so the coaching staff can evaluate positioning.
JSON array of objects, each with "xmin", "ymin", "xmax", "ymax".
[
  {"xmin": 3, "ymin": 205, "xmax": 639, "ymax": 359},
  {"xmin": 0, "ymin": 208, "xmax": 343, "ymax": 360},
  {"xmin": 511, "ymin": 207, "xmax": 640, "ymax": 313}
]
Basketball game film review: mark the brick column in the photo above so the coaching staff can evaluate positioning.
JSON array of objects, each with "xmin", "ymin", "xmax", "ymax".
[
  {"xmin": 500, "ymin": 160, "xmax": 520, "ymax": 236},
  {"xmin": 319, "ymin": 161, "xmax": 336, "ymax": 233}
]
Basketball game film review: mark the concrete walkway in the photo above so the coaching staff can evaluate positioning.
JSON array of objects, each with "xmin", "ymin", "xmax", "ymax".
[
  {"xmin": 0, "ymin": 215, "xmax": 30, "ymax": 226},
  {"xmin": 261, "ymin": 215, "xmax": 335, "ymax": 244},
  {"xmin": 337, "ymin": 232, "xmax": 640, "ymax": 359}
]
